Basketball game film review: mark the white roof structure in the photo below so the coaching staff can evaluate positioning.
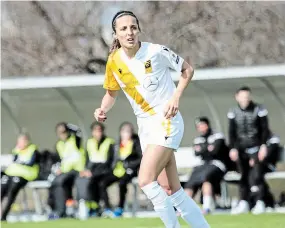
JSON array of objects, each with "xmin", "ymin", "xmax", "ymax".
[{"xmin": 1, "ymin": 64, "xmax": 285, "ymax": 153}]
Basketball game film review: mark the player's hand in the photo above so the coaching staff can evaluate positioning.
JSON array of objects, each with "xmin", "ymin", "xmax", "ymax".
[
  {"xmin": 94, "ymin": 108, "xmax": 107, "ymax": 122},
  {"xmin": 208, "ymin": 145, "xmax": 214, "ymax": 152},
  {"xmin": 229, "ymin": 148, "xmax": 239, "ymax": 161},
  {"xmin": 249, "ymin": 158, "xmax": 255, "ymax": 167},
  {"xmin": 258, "ymin": 144, "xmax": 268, "ymax": 161},
  {"xmin": 164, "ymin": 97, "xmax": 179, "ymax": 119}
]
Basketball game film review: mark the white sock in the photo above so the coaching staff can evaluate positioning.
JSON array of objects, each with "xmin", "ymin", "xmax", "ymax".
[
  {"xmin": 141, "ymin": 181, "xmax": 180, "ymax": 228},
  {"xmin": 203, "ymin": 195, "xmax": 213, "ymax": 210},
  {"xmin": 170, "ymin": 187, "xmax": 210, "ymax": 228}
]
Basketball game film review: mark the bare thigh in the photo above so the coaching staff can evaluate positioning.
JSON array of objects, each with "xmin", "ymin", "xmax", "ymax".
[
  {"xmin": 157, "ymin": 152, "xmax": 181, "ymax": 195},
  {"xmin": 138, "ymin": 145, "xmax": 174, "ymax": 188}
]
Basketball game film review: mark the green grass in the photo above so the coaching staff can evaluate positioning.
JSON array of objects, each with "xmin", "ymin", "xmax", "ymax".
[{"xmin": 2, "ymin": 214, "xmax": 285, "ymax": 228}]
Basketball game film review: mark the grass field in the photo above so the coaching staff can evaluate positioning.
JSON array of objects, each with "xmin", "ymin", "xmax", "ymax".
[{"xmin": 2, "ymin": 214, "xmax": 285, "ymax": 228}]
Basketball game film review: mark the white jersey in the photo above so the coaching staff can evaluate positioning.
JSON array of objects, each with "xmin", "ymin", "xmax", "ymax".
[{"xmin": 103, "ymin": 42, "xmax": 184, "ymax": 117}]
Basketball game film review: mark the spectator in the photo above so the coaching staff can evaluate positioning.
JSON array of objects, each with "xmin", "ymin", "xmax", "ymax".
[
  {"xmin": 75, "ymin": 122, "xmax": 115, "ymax": 219},
  {"xmin": 1, "ymin": 133, "xmax": 40, "ymax": 221},
  {"xmin": 48, "ymin": 123, "xmax": 86, "ymax": 219},
  {"xmin": 228, "ymin": 86, "xmax": 270, "ymax": 214},
  {"xmin": 249, "ymin": 131, "xmax": 280, "ymax": 214},
  {"xmin": 184, "ymin": 117, "xmax": 229, "ymax": 214},
  {"xmin": 100, "ymin": 122, "xmax": 142, "ymax": 218}
]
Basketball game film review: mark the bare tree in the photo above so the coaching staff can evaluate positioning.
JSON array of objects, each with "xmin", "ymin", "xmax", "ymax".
[{"xmin": 2, "ymin": 1, "xmax": 285, "ymax": 77}]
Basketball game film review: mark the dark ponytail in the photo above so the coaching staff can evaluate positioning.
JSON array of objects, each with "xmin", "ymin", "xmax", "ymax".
[{"xmin": 109, "ymin": 38, "xmax": 121, "ymax": 54}]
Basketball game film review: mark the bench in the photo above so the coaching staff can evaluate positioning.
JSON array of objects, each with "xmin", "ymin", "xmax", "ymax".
[{"xmin": 2, "ymin": 146, "xmax": 285, "ymax": 217}]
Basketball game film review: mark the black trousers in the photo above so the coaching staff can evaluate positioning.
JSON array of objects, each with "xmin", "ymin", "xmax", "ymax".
[
  {"xmin": 100, "ymin": 173, "xmax": 136, "ymax": 209},
  {"xmin": 1, "ymin": 175, "xmax": 27, "ymax": 221},
  {"xmin": 48, "ymin": 170, "xmax": 77, "ymax": 217},
  {"xmin": 184, "ymin": 163, "xmax": 225, "ymax": 197},
  {"xmin": 75, "ymin": 174, "xmax": 106, "ymax": 205},
  {"xmin": 237, "ymin": 150, "xmax": 270, "ymax": 204}
]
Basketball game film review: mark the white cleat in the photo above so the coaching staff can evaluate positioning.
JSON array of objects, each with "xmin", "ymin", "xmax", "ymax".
[
  {"xmin": 231, "ymin": 200, "xmax": 250, "ymax": 215},
  {"xmin": 251, "ymin": 200, "xmax": 266, "ymax": 215}
]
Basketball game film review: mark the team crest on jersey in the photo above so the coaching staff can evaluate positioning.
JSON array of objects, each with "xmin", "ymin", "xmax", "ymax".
[{"xmin": 144, "ymin": 60, "xmax": 152, "ymax": 74}]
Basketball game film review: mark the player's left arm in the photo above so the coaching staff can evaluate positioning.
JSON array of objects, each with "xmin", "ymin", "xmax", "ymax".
[
  {"xmin": 258, "ymin": 106, "xmax": 270, "ymax": 146},
  {"xmin": 159, "ymin": 46, "xmax": 194, "ymax": 118}
]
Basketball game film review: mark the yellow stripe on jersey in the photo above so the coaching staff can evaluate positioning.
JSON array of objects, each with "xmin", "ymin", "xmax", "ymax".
[
  {"xmin": 103, "ymin": 56, "xmax": 121, "ymax": 91},
  {"xmin": 110, "ymin": 51, "xmax": 155, "ymax": 115}
]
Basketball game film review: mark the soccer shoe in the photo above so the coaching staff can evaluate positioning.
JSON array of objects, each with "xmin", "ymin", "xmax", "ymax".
[
  {"xmin": 231, "ymin": 200, "xmax": 250, "ymax": 214},
  {"xmin": 202, "ymin": 208, "xmax": 211, "ymax": 215},
  {"xmin": 113, "ymin": 207, "xmax": 124, "ymax": 217},
  {"xmin": 251, "ymin": 200, "xmax": 266, "ymax": 215},
  {"xmin": 101, "ymin": 209, "xmax": 115, "ymax": 218}
]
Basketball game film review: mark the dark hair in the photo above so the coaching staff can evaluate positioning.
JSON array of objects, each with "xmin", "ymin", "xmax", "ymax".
[
  {"xmin": 109, "ymin": 10, "xmax": 141, "ymax": 54},
  {"xmin": 236, "ymin": 86, "xmax": 251, "ymax": 94},
  {"xmin": 90, "ymin": 121, "xmax": 105, "ymax": 132},
  {"xmin": 195, "ymin": 116, "xmax": 210, "ymax": 126},
  {"xmin": 55, "ymin": 122, "xmax": 67, "ymax": 131}
]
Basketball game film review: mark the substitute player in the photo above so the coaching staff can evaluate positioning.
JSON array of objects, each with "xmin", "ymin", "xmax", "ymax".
[{"xmin": 94, "ymin": 11, "xmax": 210, "ymax": 228}]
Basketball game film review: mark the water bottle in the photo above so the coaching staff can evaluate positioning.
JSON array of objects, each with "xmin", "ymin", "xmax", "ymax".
[{"xmin": 78, "ymin": 199, "xmax": 88, "ymax": 220}]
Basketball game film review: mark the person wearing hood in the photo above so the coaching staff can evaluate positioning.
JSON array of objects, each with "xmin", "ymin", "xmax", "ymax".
[{"xmin": 184, "ymin": 117, "xmax": 229, "ymax": 214}]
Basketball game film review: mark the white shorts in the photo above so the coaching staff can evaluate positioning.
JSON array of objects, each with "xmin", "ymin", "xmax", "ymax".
[{"xmin": 137, "ymin": 111, "xmax": 184, "ymax": 152}]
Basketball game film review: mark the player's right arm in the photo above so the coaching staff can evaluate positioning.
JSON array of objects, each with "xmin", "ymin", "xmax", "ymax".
[{"xmin": 94, "ymin": 57, "xmax": 120, "ymax": 122}]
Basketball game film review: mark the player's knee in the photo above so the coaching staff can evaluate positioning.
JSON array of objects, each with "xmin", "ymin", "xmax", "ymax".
[{"xmin": 160, "ymin": 183, "xmax": 172, "ymax": 195}]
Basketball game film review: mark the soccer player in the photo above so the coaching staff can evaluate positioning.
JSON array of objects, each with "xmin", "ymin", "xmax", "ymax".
[{"xmin": 94, "ymin": 10, "xmax": 210, "ymax": 228}]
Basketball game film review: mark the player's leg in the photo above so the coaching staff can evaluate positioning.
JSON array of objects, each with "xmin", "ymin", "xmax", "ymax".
[
  {"xmin": 158, "ymin": 153, "xmax": 210, "ymax": 228},
  {"xmin": 138, "ymin": 145, "xmax": 180, "ymax": 228},
  {"xmin": 184, "ymin": 165, "xmax": 205, "ymax": 198}
]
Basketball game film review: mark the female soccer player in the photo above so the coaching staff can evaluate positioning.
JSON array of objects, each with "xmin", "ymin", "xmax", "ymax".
[{"xmin": 94, "ymin": 11, "xmax": 210, "ymax": 228}]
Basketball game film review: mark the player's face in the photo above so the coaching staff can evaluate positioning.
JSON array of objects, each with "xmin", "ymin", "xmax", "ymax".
[
  {"xmin": 236, "ymin": 90, "xmax": 251, "ymax": 109},
  {"xmin": 16, "ymin": 135, "xmax": 29, "ymax": 150},
  {"xmin": 196, "ymin": 122, "xmax": 209, "ymax": 135},
  {"xmin": 92, "ymin": 125, "xmax": 103, "ymax": 141},
  {"xmin": 57, "ymin": 125, "xmax": 68, "ymax": 141},
  {"xmin": 120, "ymin": 125, "xmax": 132, "ymax": 141},
  {"xmin": 115, "ymin": 15, "xmax": 139, "ymax": 49}
]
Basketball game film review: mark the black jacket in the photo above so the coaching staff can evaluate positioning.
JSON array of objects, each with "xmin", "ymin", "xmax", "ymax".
[
  {"xmin": 112, "ymin": 137, "xmax": 142, "ymax": 174},
  {"xmin": 193, "ymin": 129, "xmax": 231, "ymax": 171},
  {"xmin": 228, "ymin": 102, "xmax": 270, "ymax": 150}
]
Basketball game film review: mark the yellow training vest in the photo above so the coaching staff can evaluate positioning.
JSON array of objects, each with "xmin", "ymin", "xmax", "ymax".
[
  {"xmin": 56, "ymin": 134, "xmax": 85, "ymax": 173},
  {"xmin": 87, "ymin": 137, "xmax": 114, "ymax": 163},
  {"xmin": 5, "ymin": 144, "xmax": 39, "ymax": 181},
  {"xmin": 113, "ymin": 141, "xmax": 134, "ymax": 178}
]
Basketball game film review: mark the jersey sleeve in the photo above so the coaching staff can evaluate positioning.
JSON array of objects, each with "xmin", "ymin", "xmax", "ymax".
[
  {"xmin": 159, "ymin": 45, "xmax": 184, "ymax": 72},
  {"xmin": 103, "ymin": 57, "xmax": 121, "ymax": 91}
]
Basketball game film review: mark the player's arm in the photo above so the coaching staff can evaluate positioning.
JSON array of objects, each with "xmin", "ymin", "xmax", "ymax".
[
  {"xmin": 159, "ymin": 46, "xmax": 194, "ymax": 118},
  {"xmin": 174, "ymin": 61, "xmax": 194, "ymax": 100},
  {"xmin": 227, "ymin": 110, "xmax": 237, "ymax": 150},
  {"xmin": 95, "ymin": 58, "xmax": 120, "ymax": 122},
  {"xmin": 258, "ymin": 106, "xmax": 270, "ymax": 146}
]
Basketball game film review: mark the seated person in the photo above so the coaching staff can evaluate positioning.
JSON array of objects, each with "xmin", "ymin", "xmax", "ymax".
[
  {"xmin": 48, "ymin": 123, "xmax": 85, "ymax": 219},
  {"xmin": 248, "ymin": 131, "xmax": 280, "ymax": 214},
  {"xmin": 75, "ymin": 122, "xmax": 114, "ymax": 219},
  {"xmin": 184, "ymin": 117, "xmax": 229, "ymax": 214},
  {"xmin": 100, "ymin": 122, "xmax": 142, "ymax": 217},
  {"xmin": 1, "ymin": 133, "xmax": 40, "ymax": 221}
]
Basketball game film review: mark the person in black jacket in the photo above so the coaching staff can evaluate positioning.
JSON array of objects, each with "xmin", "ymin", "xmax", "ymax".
[
  {"xmin": 249, "ymin": 131, "xmax": 280, "ymax": 214},
  {"xmin": 100, "ymin": 122, "xmax": 142, "ymax": 218},
  {"xmin": 227, "ymin": 86, "xmax": 270, "ymax": 214},
  {"xmin": 1, "ymin": 133, "xmax": 40, "ymax": 221},
  {"xmin": 75, "ymin": 122, "xmax": 114, "ymax": 219},
  {"xmin": 184, "ymin": 117, "xmax": 229, "ymax": 214}
]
